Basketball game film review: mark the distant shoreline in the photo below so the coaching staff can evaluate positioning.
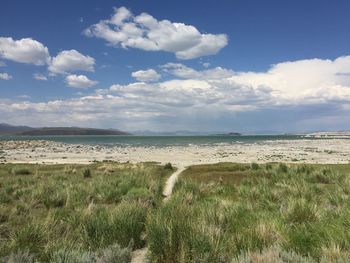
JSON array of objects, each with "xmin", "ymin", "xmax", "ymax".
[{"xmin": 1, "ymin": 138, "xmax": 349, "ymax": 166}]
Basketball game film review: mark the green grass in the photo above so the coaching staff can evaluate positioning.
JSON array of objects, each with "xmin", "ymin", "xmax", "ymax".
[
  {"xmin": 0, "ymin": 162, "xmax": 171, "ymax": 262},
  {"xmin": 147, "ymin": 162, "xmax": 350, "ymax": 262},
  {"xmin": 2, "ymin": 161, "xmax": 350, "ymax": 262}
]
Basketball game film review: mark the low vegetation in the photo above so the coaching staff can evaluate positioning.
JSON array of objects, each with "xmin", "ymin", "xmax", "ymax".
[
  {"xmin": 0, "ymin": 162, "xmax": 171, "ymax": 262},
  {"xmin": 2, "ymin": 162, "xmax": 350, "ymax": 262},
  {"xmin": 147, "ymin": 162, "xmax": 350, "ymax": 262}
]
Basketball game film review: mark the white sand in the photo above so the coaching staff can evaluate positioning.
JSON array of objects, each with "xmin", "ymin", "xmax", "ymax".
[{"xmin": 1, "ymin": 139, "xmax": 349, "ymax": 166}]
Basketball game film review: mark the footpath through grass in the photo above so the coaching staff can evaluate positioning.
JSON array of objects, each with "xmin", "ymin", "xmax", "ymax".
[
  {"xmin": 0, "ymin": 162, "xmax": 172, "ymax": 262},
  {"xmin": 2, "ymin": 162, "xmax": 350, "ymax": 262},
  {"xmin": 147, "ymin": 163, "xmax": 350, "ymax": 262}
]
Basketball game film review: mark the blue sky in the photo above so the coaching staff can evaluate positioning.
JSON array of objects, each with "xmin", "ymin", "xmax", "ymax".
[{"xmin": 1, "ymin": 0, "xmax": 350, "ymax": 132}]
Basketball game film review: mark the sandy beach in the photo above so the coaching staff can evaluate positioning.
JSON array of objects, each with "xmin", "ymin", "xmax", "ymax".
[{"xmin": 1, "ymin": 139, "xmax": 349, "ymax": 166}]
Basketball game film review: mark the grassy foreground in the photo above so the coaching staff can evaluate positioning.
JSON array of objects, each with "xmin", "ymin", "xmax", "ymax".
[
  {"xmin": 147, "ymin": 163, "xmax": 350, "ymax": 262},
  {"xmin": 0, "ymin": 162, "xmax": 172, "ymax": 262},
  {"xmin": 1, "ymin": 162, "xmax": 350, "ymax": 262}
]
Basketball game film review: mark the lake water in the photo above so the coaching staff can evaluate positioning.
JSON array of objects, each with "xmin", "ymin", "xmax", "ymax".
[{"xmin": 0, "ymin": 135, "xmax": 313, "ymax": 147}]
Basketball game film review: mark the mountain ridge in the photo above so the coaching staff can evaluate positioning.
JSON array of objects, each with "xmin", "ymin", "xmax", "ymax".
[{"xmin": 0, "ymin": 123, "xmax": 130, "ymax": 136}]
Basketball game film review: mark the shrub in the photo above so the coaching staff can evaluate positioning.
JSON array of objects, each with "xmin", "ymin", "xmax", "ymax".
[
  {"xmin": 83, "ymin": 169, "xmax": 92, "ymax": 178},
  {"xmin": 251, "ymin": 162, "xmax": 260, "ymax": 170},
  {"xmin": 164, "ymin": 163, "xmax": 173, "ymax": 170}
]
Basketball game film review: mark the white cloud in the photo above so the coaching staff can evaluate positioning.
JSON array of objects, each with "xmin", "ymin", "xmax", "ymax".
[
  {"xmin": 161, "ymin": 63, "xmax": 234, "ymax": 79},
  {"xmin": 84, "ymin": 7, "xmax": 228, "ymax": 59},
  {"xmin": 131, "ymin": 69, "xmax": 161, "ymax": 82},
  {"xmin": 0, "ymin": 37, "xmax": 50, "ymax": 65},
  {"xmin": 175, "ymin": 34, "xmax": 228, "ymax": 60},
  {"xmin": 49, "ymin": 49, "xmax": 95, "ymax": 74},
  {"xmin": 33, "ymin": 73, "xmax": 47, "ymax": 81},
  {"xmin": 65, "ymin": 74, "xmax": 98, "ymax": 88},
  {"xmin": 2, "ymin": 55, "xmax": 350, "ymax": 131},
  {"xmin": 229, "ymin": 56, "xmax": 350, "ymax": 103},
  {"xmin": 202, "ymin": 62, "xmax": 210, "ymax": 68},
  {"xmin": 0, "ymin": 72, "xmax": 12, "ymax": 80}
]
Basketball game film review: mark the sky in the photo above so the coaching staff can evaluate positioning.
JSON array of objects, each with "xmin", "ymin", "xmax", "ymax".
[{"xmin": 1, "ymin": 0, "xmax": 350, "ymax": 133}]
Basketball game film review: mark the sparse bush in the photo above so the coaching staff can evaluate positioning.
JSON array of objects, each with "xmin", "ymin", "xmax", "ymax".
[
  {"xmin": 83, "ymin": 169, "xmax": 92, "ymax": 178},
  {"xmin": 251, "ymin": 162, "xmax": 260, "ymax": 170},
  {"xmin": 164, "ymin": 163, "xmax": 173, "ymax": 170}
]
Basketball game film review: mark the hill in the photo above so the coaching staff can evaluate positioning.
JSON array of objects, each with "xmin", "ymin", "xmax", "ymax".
[
  {"xmin": 0, "ymin": 123, "xmax": 130, "ymax": 136},
  {"xmin": 0, "ymin": 123, "xmax": 34, "ymax": 135}
]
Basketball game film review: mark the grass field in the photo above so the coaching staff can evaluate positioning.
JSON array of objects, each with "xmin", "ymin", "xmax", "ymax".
[
  {"xmin": 0, "ymin": 162, "xmax": 172, "ymax": 262},
  {"xmin": 1, "ymin": 162, "xmax": 350, "ymax": 262},
  {"xmin": 147, "ymin": 163, "xmax": 350, "ymax": 262}
]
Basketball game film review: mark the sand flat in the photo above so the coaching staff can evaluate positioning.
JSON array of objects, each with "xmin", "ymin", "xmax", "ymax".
[{"xmin": 1, "ymin": 139, "xmax": 349, "ymax": 166}]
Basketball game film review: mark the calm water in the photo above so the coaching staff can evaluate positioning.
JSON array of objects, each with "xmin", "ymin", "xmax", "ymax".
[{"xmin": 0, "ymin": 135, "xmax": 309, "ymax": 147}]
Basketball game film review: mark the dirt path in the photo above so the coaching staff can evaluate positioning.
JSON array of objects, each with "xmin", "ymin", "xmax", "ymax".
[
  {"xmin": 131, "ymin": 248, "xmax": 148, "ymax": 263},
  {"xmin": 162, "ymin": 166, "xmax": 186, "ymax": 201},
  {"xmin": 131, "ymin": 166, "xmax": 186, "ymax": 263}
]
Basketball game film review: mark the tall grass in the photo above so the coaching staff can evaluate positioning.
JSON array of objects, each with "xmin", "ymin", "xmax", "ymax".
[
  {"xmin": 147, "ymin": 163, "xmax": 350, "ymax": 262},
  {"xmin": 0, "ymin": 162, "xmax": 170, "ymax": 261}
]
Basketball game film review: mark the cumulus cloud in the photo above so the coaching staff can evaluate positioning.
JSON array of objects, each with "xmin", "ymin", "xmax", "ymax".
[
  {"xmin": 65, "ymin": 74, "xmax": 98, "ymax": 88},
  {"xmin": 33, "ymin": 73, "xmax": 47, "ymax": 81},
  {"xmin": 0, "ymin": 37, "xmax": 50, "ymax": 65},
  {"xmin": 229, "ymin": 56, "xmax": 350, "ymax": 103},
  {"xmin": 0, "ymin": 72, "xmax": 12, "ymax": 80},
  {"xmin": 131, "ymin": 69, "xmax": 161, "ymax": 82},
  {"xmin": 84, "ymin": 7, "xmax": 228, "ymax": 59},
  {"xmin": 2, "ymin": 55, "xmax": 350, "ymax": 131},
  {"xmin": 49, "ymin": 50, "xmax": 95, "ymax": 74}
]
